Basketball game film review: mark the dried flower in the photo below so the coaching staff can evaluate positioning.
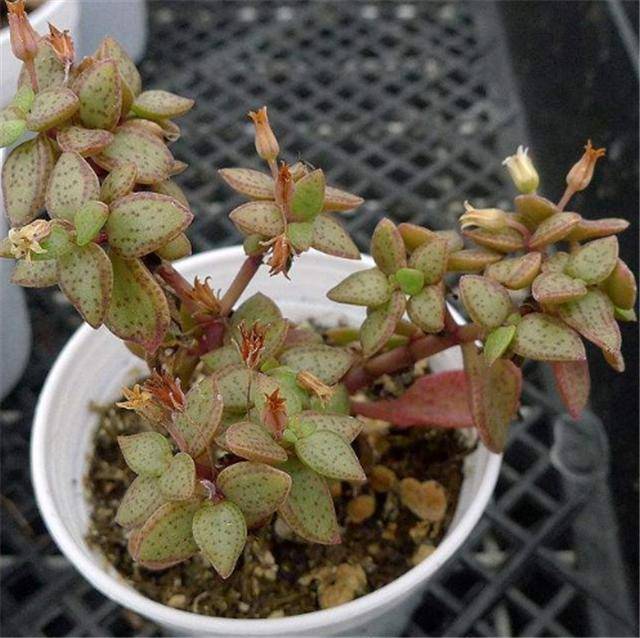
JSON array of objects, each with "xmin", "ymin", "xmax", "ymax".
[
  {"xmin": 565, "ymin": 139, "xmax": 606, "ymax": 193},
  {"xmin": 262, "ymin": 388, "xmax": 288, "ymax": 439},
  {"xmin": 264, "ymin": 233, "xmax": 293, "ymax": 278},
  {"xmin": 459, "ymin": 201, "xmax": 508, "ymax": 231},
  {"xmin": 248, "ymin": 106, "xmax": 279, "ymax": 163},
  {"xmin": 235, "ymin": 320, "xmax": 267, "ymax": 369},
  {"xmin": 502, "ymin": 145, "xmax": 539, "ymax": 193},
  {"xmin": 8, "ymin": 219, "xmax": 50, "ymax": 262},
  {"xmin": 297, "ymin": 370, "xmax": 333, "ymax": 402},
  {"xmin": 116, "ymin": 384, "xmax": 153, "ymax": 411},
  {"xmin": 142, "ymin": 370, "xmax": 186, "ymax": 412},
  {"xmin": 6, "ymin": 0, "xmax": 40, "ymax": 63},
  {"xmin": 46, "ymin": 23, "xmax": 74, "ymax": 79},
  {"xmin": 187, "ymin": 276, "xmax": 221, "ymax": 319},
  {"xmin": 274, "ymin": 162, "xmax": 294, "ymax": 211}
]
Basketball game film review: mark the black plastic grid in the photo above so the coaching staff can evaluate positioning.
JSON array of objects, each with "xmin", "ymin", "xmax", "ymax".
[{"xmin": 1, "ymin": 2, "xmax": 637, "ymax": 636}]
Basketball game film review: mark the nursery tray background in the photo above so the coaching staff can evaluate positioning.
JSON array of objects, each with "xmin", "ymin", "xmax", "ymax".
[{"xmin": 1, "ymin": 2, "xmax": 637, "ymax": 637}]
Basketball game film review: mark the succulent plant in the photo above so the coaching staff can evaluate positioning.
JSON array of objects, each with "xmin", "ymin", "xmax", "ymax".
[{"xmin": 2, "ymin": 3, "xmax": 635, "ymax": 582}]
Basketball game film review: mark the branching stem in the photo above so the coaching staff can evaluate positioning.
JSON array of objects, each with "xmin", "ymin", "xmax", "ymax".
[{"xmin": 219, "ymin": 254, "xmax": 263, "ymax": 316}]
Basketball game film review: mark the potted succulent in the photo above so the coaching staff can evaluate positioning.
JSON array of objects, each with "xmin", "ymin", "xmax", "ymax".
[{"xmin": 1, "ymin": 7, "xmax": 636, "ymax": 637}]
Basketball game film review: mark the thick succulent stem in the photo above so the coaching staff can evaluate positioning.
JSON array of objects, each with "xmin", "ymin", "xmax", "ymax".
[
  {"xmin": 219, "ymin": 254, "xmax": 263, "ymax": 316},
  {"xmin": 343, "ymin": 324, "xmax": 483, "ymax": 393}
]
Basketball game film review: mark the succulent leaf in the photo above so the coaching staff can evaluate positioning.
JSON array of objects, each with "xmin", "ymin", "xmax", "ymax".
[
  {"xmin": 371, "ymin": 218, "xmax": 406, "ymax": 275},
  {"xmin": 603, "ymin": 348, "xmax": 625, "ymax": 372},
  {"xmin": 436, "ymin": 229, "xmax": 465, "ymax": 252},
  {"xmin": 36, "ymin": 222, "xmax": 74, "ymax": 259},
  {"xmin": 360, "ymin": 290, "xmax": 406, "ymax": 357},
  {"xmin": 46, "ymin": 152, "xmax": 100, "ymax": 221},
  {"xmin": 603, "ymin": 259, "xmax": 637, "ymax": 310},
  {"xmin": 218, "ymin": 168, "xmax": 274, "ymax": 199},
  {"xmin": 295, "ymin": 429, "xmax": 365, "ymax": 482},
  {"xmin": 322, "ymin": 186, "xmax": 363, "ymax": 213},
  {"xmin": 279, "ymin": 344, "xmax": 353, "ymax": 385},
  {"xmin": 511, "ymin": 313, "xmax": 585, "ymax": 361},
  {"xmin": 528, "ymin": 212, "xmax": 581, "ymax": 250},
  {"xmin": 18, "ymin": 41, "xmax": 65, "ymax": 91},
  {"xmin": 57, "ymin": 125, "xmax": 114, "ymax": 156},
  {"xmin": 105, "ymin": 254, "xmax": 170, "ymax": 352},
  {"xmin": 155, "ymin": 233, "xmax": 192, "ymax": 261},
  {"xmin": 398, "ymin": 222, "xmax": 437, "ymax": 251},
  {"xmin": 326, "ymin": 267, "xmax": 390, "ymax": 307},
  {"xmin": 131, "ymin": 90, "xmax": 194, "ymax": 120},
  {"xmin": 26, "ymin": 87, "xmax": 79, "ymax": 132},
  {"xmin": 463, "ymin": 226, "xmax": 525, "ymax": 253},
  {"xmin": 447, "ymin": 248, "xmax": 502, "ymax": 272},
  {"xmin": 558, "ymin": 289, "xmax": 621, "ymax": 353},
  {"xmin": 11, "ymin": 86, "xmax": 35, "ymax": 114},
  {"xmin": 550, "ymin": 360, "xmax": 590, "ymax": 420},
  {"xmin": 461, "ymin": 342, "xmax": 522, "ymax": 453},
  {"xmin": 217, "ymin": 461, "xmax": 292, "ymax": 527},
  {"xmin": 131, "ymin": 500, "xmax": 200, "ymax": 569},
  {"xmin": 407, "ymin": 283, "xmax": 445, "ymax": 333},
  {"xmin": 252, "ymin": 369, "xmax": 305, "ymax": 417},
  {"xmin": 171, "ymin": 376, "xmax": 223, "ymax": 457},
  {"xmin": 287, "ymin": 221, "xmax": 313, "ymax": 252},
  {"xmin": 58, "ymin": 243, "xmax": 113, "ymax": 327},
  {"xmin": 297, "ymin": 411, "xmax": 362, "ymax": 442},
  {"xmin": 229, "ymin": 201, "xmax": 284, "ymax": 237},
  {"xmin": 531, "ymin": 272, "xmax": 587, "ymax": 305},
  {"xmin": 311, "ymin": 213, "xmax": 360, "ymax": 259},
  {"xmin": 291, "ymin": 169, "xmax": 325, "ymax": 221},
  {"xmin": 118, "ymin": 432, "xmax": 172, "ymax": 477},
  {"xmin": 74, "ymin": 59, "xmax": 122, "ymax": 130},
  {"xmin": 74, "ymin": 200, "xmax": 109, "ymax": 245},
  {"xmin": 485, "ymin": 252, "xmax": 542, "ymax": 290},
  {"xmin": 484, "ymin": 325, "xmax": 517, "ymax": 366},
  {"xmin": 459, "ymin": 275, "xmax": 511, "ymax": 329},
  {"xmin": 100, "ymin": 162, "xmax": 138, "ymax": 204},
  {"xmin": 225, "ymin": 421, "xmax": 288, "ymax": 463},
  {"xmin": 565, "ymin": 236, "xmax": 619, "ymax": 284},
  {"xmin": 309, "ymin": 383, "xmax": 350, "ymax": 415},
  {"xmin": 514, "ymin": 194, "xmax": 559, "ymax": 226},
  {"xmin": 95, "ymin": 36, "xmax": 142, "ymax": 96},
  {"xmin": 95, "ymin": 126, "xmax": 175, "ymax": 184},
  {"xmin": 213, "ymin": 365, "xmax": 252, "ymax": 413},
  {"xmin": 201, "ymin": 344, "xmax": 242, "ymax": 373},
  {"xmin": 352, "ymin": 370, "xmax": 474, "ymax": 428},
  {"xmin": 408, "ymin": 236, "xmax": 448, "ymax": 284},
  {"xmin": 278, "ymin": 459, "xmax": 340, "ymax": 544},
  {"xmin": 541, "ymin": 251, "xmax": 570, "ymax": 274},
  {"xmin": 2, "ymin": 135, "xmax": 55, "ymax": 226},
  {"xmin": 115, "ymin": 476, "xmax": 165, "ymax": 528},
  {"xmin": 192, "ymin": 501, "xmax": 247, "ymax": 578},
  {"xmin": 565, "ymin": 217, "xmax": 629, "ymax": 242},
  {"xmin": 0, "ymin": 118, "xmax": 26, "ymax": 148},
  {"xmin": 106, "ymin": 192, "xmax": 193, "ymax": 257},
  {"xmin": 158, "ymin": 453, "xmax": 196, "ymax": 500},
  {"xmin": 230, "ymin": 292, "xmax": 287, "ymax": 358},
  {"xmin": 11, "ymin": 259, "xmax": 58, "ymax": 287}
]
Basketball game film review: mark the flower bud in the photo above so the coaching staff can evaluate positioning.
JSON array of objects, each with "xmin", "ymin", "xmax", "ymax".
[
  {"xmin": 502, "ymin": 145, "xmax": 539, "ymax": 193},
  {"xmin": 248, "ymin": 106, "xmax": 279, "ymax": 162},
  {"xmin": 6, "ymin": 0, "xmax": 40, "ymax": 63},
  {"xmin": 8, "ymin": 219, "xmax": 51, "ymax": 262},
  {"xmin": 459, "ymin": 201, "xmax": 508, "ymax": 231},
  {"xmin": 565, "ymin": 139, "xmax": 606, "ymax": 193}
]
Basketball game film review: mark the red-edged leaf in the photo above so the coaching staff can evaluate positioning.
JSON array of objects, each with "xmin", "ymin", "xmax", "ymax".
[
  {"xmin": 351, "ymin": 370, "xmax": 473, "ymax": 428},
  {"xmin": 550, "ymin": 360, "xmax": 590, "ymax": 420}
]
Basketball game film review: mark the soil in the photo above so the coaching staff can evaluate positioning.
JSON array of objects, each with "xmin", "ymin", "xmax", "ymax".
[{"xmin": 85, "ymin": 367, "xmax": 473, "ymax": 619}]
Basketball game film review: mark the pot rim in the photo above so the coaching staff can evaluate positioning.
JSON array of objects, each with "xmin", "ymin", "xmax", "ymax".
[{"xmin": 31, "ymin": 246, "xmax": 501, "ymax": 635}]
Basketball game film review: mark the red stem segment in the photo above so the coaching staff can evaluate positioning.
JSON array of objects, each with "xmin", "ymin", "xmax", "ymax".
[{"xmin": 219, "ymin": 254, "xmax": 263, "ymax": 316}]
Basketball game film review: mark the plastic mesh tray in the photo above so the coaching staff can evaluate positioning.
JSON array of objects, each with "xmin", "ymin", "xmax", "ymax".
[{"xmin": 1, "ymin": 2, "xmax": 637, "ymax": 636}]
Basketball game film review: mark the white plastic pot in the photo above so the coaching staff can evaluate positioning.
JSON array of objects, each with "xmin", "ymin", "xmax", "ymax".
[
  {"xmin": 0, "ymin": 0, "xmax": 80, "ymax": 107},
  {"xmin": 32, "ymin": 247, "xmax": 501, "ymax": 637}
]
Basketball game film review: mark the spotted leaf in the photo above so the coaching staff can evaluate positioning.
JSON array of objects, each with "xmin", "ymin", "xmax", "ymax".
[
  {"xmin": 408, "ymin": 236, "xmax": 448, "ymax": 284},
  {"xmin": 541, "ymin": 251, "xmax": 570, "ymax": 274},
  {"xmin": 46, "ymin": 152, "xmax": 100, "ymax": 221},
  {"xmin": 158, "ymin": 453, "xmax": 196, "ymax": 500},
  {"xmin": 74, "ymin": 200, "xmax": 109, "ymax": 246},
  {"xmin": 297, "ymin": 411, "xmax": 362, "ymax": 442},
  {"xmin": 57, "ymin": 125, "xmax": 114, "ymax": 156},
  {"xmin": 0, "ymin": 118, "xmax": 26, "ymax": 148},
  {"xmin": 398, "ymin": 223, "xmax": 437, "ymax": 251},
  {"xmin": 106, "ymin": 192, "xmax": 193, "ymax": 257},
  {"xmin": 230, "ymin": 292, "xmax": 287, "ymax": 358},
  {"xmin": 558, "ymin": 289, "xmax": 621, "ymax": 353},
  {"xmin": 118, "ymin": 432, "xmax": 172, "ymax": 477},
  {"xmin": 463, "ymin": 226, "xmax": 525, "ymax": 253},
  {"xmin": 95, "ymin": 36, "xmax": 142, "ymax": 96},
  {"xmin": 371, "ymin": 218, "xmax": 406, "ymax": 274},
  {"xmin": 229, "ymin": 201, "xmax": 283, "ymax": 237},
  {"xmin": 278, "ymin": 459, "xmax": 340, "ymax": 544},
  {"xmin": 26, "ymin": 87, "xmax": 79, "ymax": 132},
  {"xmin": 312, "ymin": 213, "xmax": 360, "ymax": 259},
  {"xmin": 115, "ymin": 476, "xmax": 165, "ymax": 529},
  {"xmin": 291, "ymin": 169, "xmax": 325, "ymax": 221},
  {"xmin": 201, "ymin": 344, "xmax": 242, "ymax": 373},
  {"xmin": 171, "ymin": 376, "xmax": 223, "ymax": 458},
  {"xmin": 2, "ymin": 135, "xmax": 55, "ymax": 226},
  {"xmin": 603, "ymin": 259, "xmax": 637, "ymax": 310},
  {"xmin": 485, "ymin": 252, "xmax": 542, "ymax": 290},
  {"xmin": 295, "ymin": 430, "xmax": 365, "ymax": 482},
  {"xmin": 511, "ymin": 313, "xmax": 585, "ymax": 361},
  {"xmin": 155, "ymin": 233, "xmax": 192, "ymax": 261},
  {"xmin": 218, "ymin": 168, "xmax": 274, "ymax": 199},
  {"xmin": 100, "ymin": 162, "xmax": 138, "ymax": 204},
  {"xmin": 447, "ymin": 248, "xmax": 502, "ymax": 272},
  {"xmin": 225, "ymin": 421, "xmax": 287, "ymax": 464},
  {"xmin": 532, "ymin": 272, "xmax": 587, "ymax": 305},
  {"xmin": 217, "ymin": 462, "xmax": 292, "ymax": 528},
  {"xmin": 322, "ymin": 186, "xmax": 363, "ymax": 213},
  {"xmin": 550, "ymin": 360, "xmax": 590, "ymax": 420},
  {"xmin": 309, "ymin": 383, "xmax": 350, "ymax": 415},
  {"xmin": 105, "ymin": 254, "xmax": 170, "ymax": 352},
  {"xmin": 407, "ymin": 283, "xmax": 445, "ymax": 333},
  {"xmin": 514, "ymin": 194, "xmax": 559, "ymax": 226},
  {"xmin": 528, "ymin": 212, "xmax": 581, "ymax": 250},
  {"xmin": 326, "ymin": 267, "xmax": 390, "ymax": 307},
  {"xmin": 57, "ymin": 243, "xmax": 113, "ymax": 327},
  {"xmin": 360, "ymin": 290, "xmax": 406, "ymax": 357},
  {"xmin": 74, "ymin": 59, "xmax": 122, "ymax": 130},
  {"xmin": 287, "ymin": 221, "xmax": 313, "ymax": 252},
  {"xmin": 459, "ymin": 275, "xmax": 511, "ymax": 329},
  {"xmin": 11, "ymin": 259, "xmax": 58, "ymax": 287},
  {"xmin": 484, "ymin": 325, "xmax": 517, "ymax": 366},
  {"xmin": 279, "ymin": 344, "xmax": 353, "ymax": 385},
  {"xmin": 565, "ymin": 217, "xmax": 629, "ymax": 242},
  {"xmin": 17, "ymin": 41, "xmax": 65, "ymax": 91},
  {"xmin": 132, "ymin": 90, "xmax": 194, "ymax": 120},
  {"xmin": 565, "ymin": 236, "xmax": 619, "ymax": 284},
  {"xmin": 213, "ymin": 365, "xmax": 252, "ymax": 413}
]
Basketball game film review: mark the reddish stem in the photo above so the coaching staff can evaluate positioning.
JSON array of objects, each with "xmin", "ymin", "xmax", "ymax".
[
  {"xmin": 219, "ymin": 254, "xmax": 263, "ymax": 316},
  {"xmin": 156, "ymin": 261, "xmax": 196, "ymax": 304},
  {"xmin": 557, "ymin": 186, "xmax": 574, "ymax": 212}
]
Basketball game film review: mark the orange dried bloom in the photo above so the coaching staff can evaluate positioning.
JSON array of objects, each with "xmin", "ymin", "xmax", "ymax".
[
  {"xmin": 248, "ymin": 106, "xmax": 279, "ymax": 162},
  {"xmin": 142, "ymin": 370, "xmax": 186, "ymax": 412},
  {"xmin": 116, "ymin": 384, "xmax": 152, "ymax": 411},
  {"xmin": 46, "ymin": 23, "xmax": 74, "ymax": 76},
  {"xmin": 262, "ymin": 388, "xmax": 288, "ymax": 439},
  {"xmin": 187, "ymin": 276, "xmax": 221, "ymax": 319},
  {"xmin": 265, "ymin": 233, "xmax": 293, "ymax": 278},
  {"xmin": 297, "ymin": 370, "xmax": 333, "ymax": 402},
  {"xmin": 566, "ymin": 139, "xmax": 606, "ymax": 193},
  {"xmin": 274, "ymin": 161, "xmax": 294, "ymax": 211},
  {"xmin": 6, "ymin": 0, "xmax": 40, "ymax": 63},
  {"xmin": 236, "ymin": 320, "xmax": 267, "ymax": 369}
]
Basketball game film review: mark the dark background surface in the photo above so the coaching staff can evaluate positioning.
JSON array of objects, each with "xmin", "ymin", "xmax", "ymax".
[{"xmin": 0, "ymin": 1, "xmax": 638, "ymax": 636}]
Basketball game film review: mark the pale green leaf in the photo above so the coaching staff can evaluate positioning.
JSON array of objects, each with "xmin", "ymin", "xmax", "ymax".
[
  {"xmin": 371, "ymin": 218, "xmax": 406, "ymax": 274},
  {"xmin": 131, "ymin": 90, "xmax": 194, "ymax": 120},
  {"xmin": 11, "ymin": 259, "xmax": 58, "ymax": 287},
  {"xmin": 117, "ymin": 432, "xmax": 172, "ymax": 477},
  {"xmin": 291, "ymin": 169, "xmax": 325, "ymax": 221},
  {"xmin": 565, "ymin": 236, "xmax": 619, "ymax": 284},
  {"xmin": 483, "ymin": 325, "xmax": 517, "ymax": 366},
  {"xmin": 100, "ymin": 162, "xmax": 138, "ymax": 204},
  {"xmin": 531, "ymin": 272, "xmax": 587, "ymax": 305},
  {"xmin": 511, "ymin": 313, "xmax": 586, "ymax": 361},
  {"xmin": 279, "ymin": 344, "xmax": 353, "ymax": 385},
  {"xmin": 218, "ymin": 168, "xmax": 274, "ymax": 199},
  {"xmin": 295, "ymin": 429, "xmax": 365, "ymax": 482},
  {"xmin": 528, "ymin": 212, "xmax": 581, "ymax": 250},
  {"xmin": 311, "ymin": 213, "xmax": 360, "ymax": 259},
  {"xmin": 297, "ymin": 411, "xmax": 362, "ymax": 442},
  {"xmin": 459, "ymin": 275, "xmax": 512, "ymax": 329},
  {"xmin": 26, "ymin": 87, "xmax": 79, "ymax": 132},
  {"xmin": 408, "ymin": 236, "xmax": 448, "ymax": 284},
  {"xmin": 116, "ymin": 476, "xmax": 165, "ymax": 528},
  {"xmin": 326, "ymin": 267, "xmax": 390, "ymax": 307},
  {"xmin": 159, "ymin": 453, "xmax": 196, "ymax": 500},
  {"xmin": 74, "ymin": 59, "xmax": 122, "ymax": 130},
  {"xmin": 360, "ymin": 290, "xmax": 406, "ymax": 357},
  {"xmin": 407, "ymin": 283, "xmax": 445, "ymax": 333},
  {"xmin": 74, "ymin": 200, "xmax": 109, "ymax": 246},
  {"xmin": 57, "ymin": 125, "xmax": 114, "ymax": 156},
  {"xmin": 224, "ymin": 421, "xmax": 287, "ymax": 464},
  {"xmin": 229, "ymin": 201, "xmax": 284, "ymax": 237},
  {"xmin": 46, "ymin": 152, "xmax": 100, "ymax": 221}
]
